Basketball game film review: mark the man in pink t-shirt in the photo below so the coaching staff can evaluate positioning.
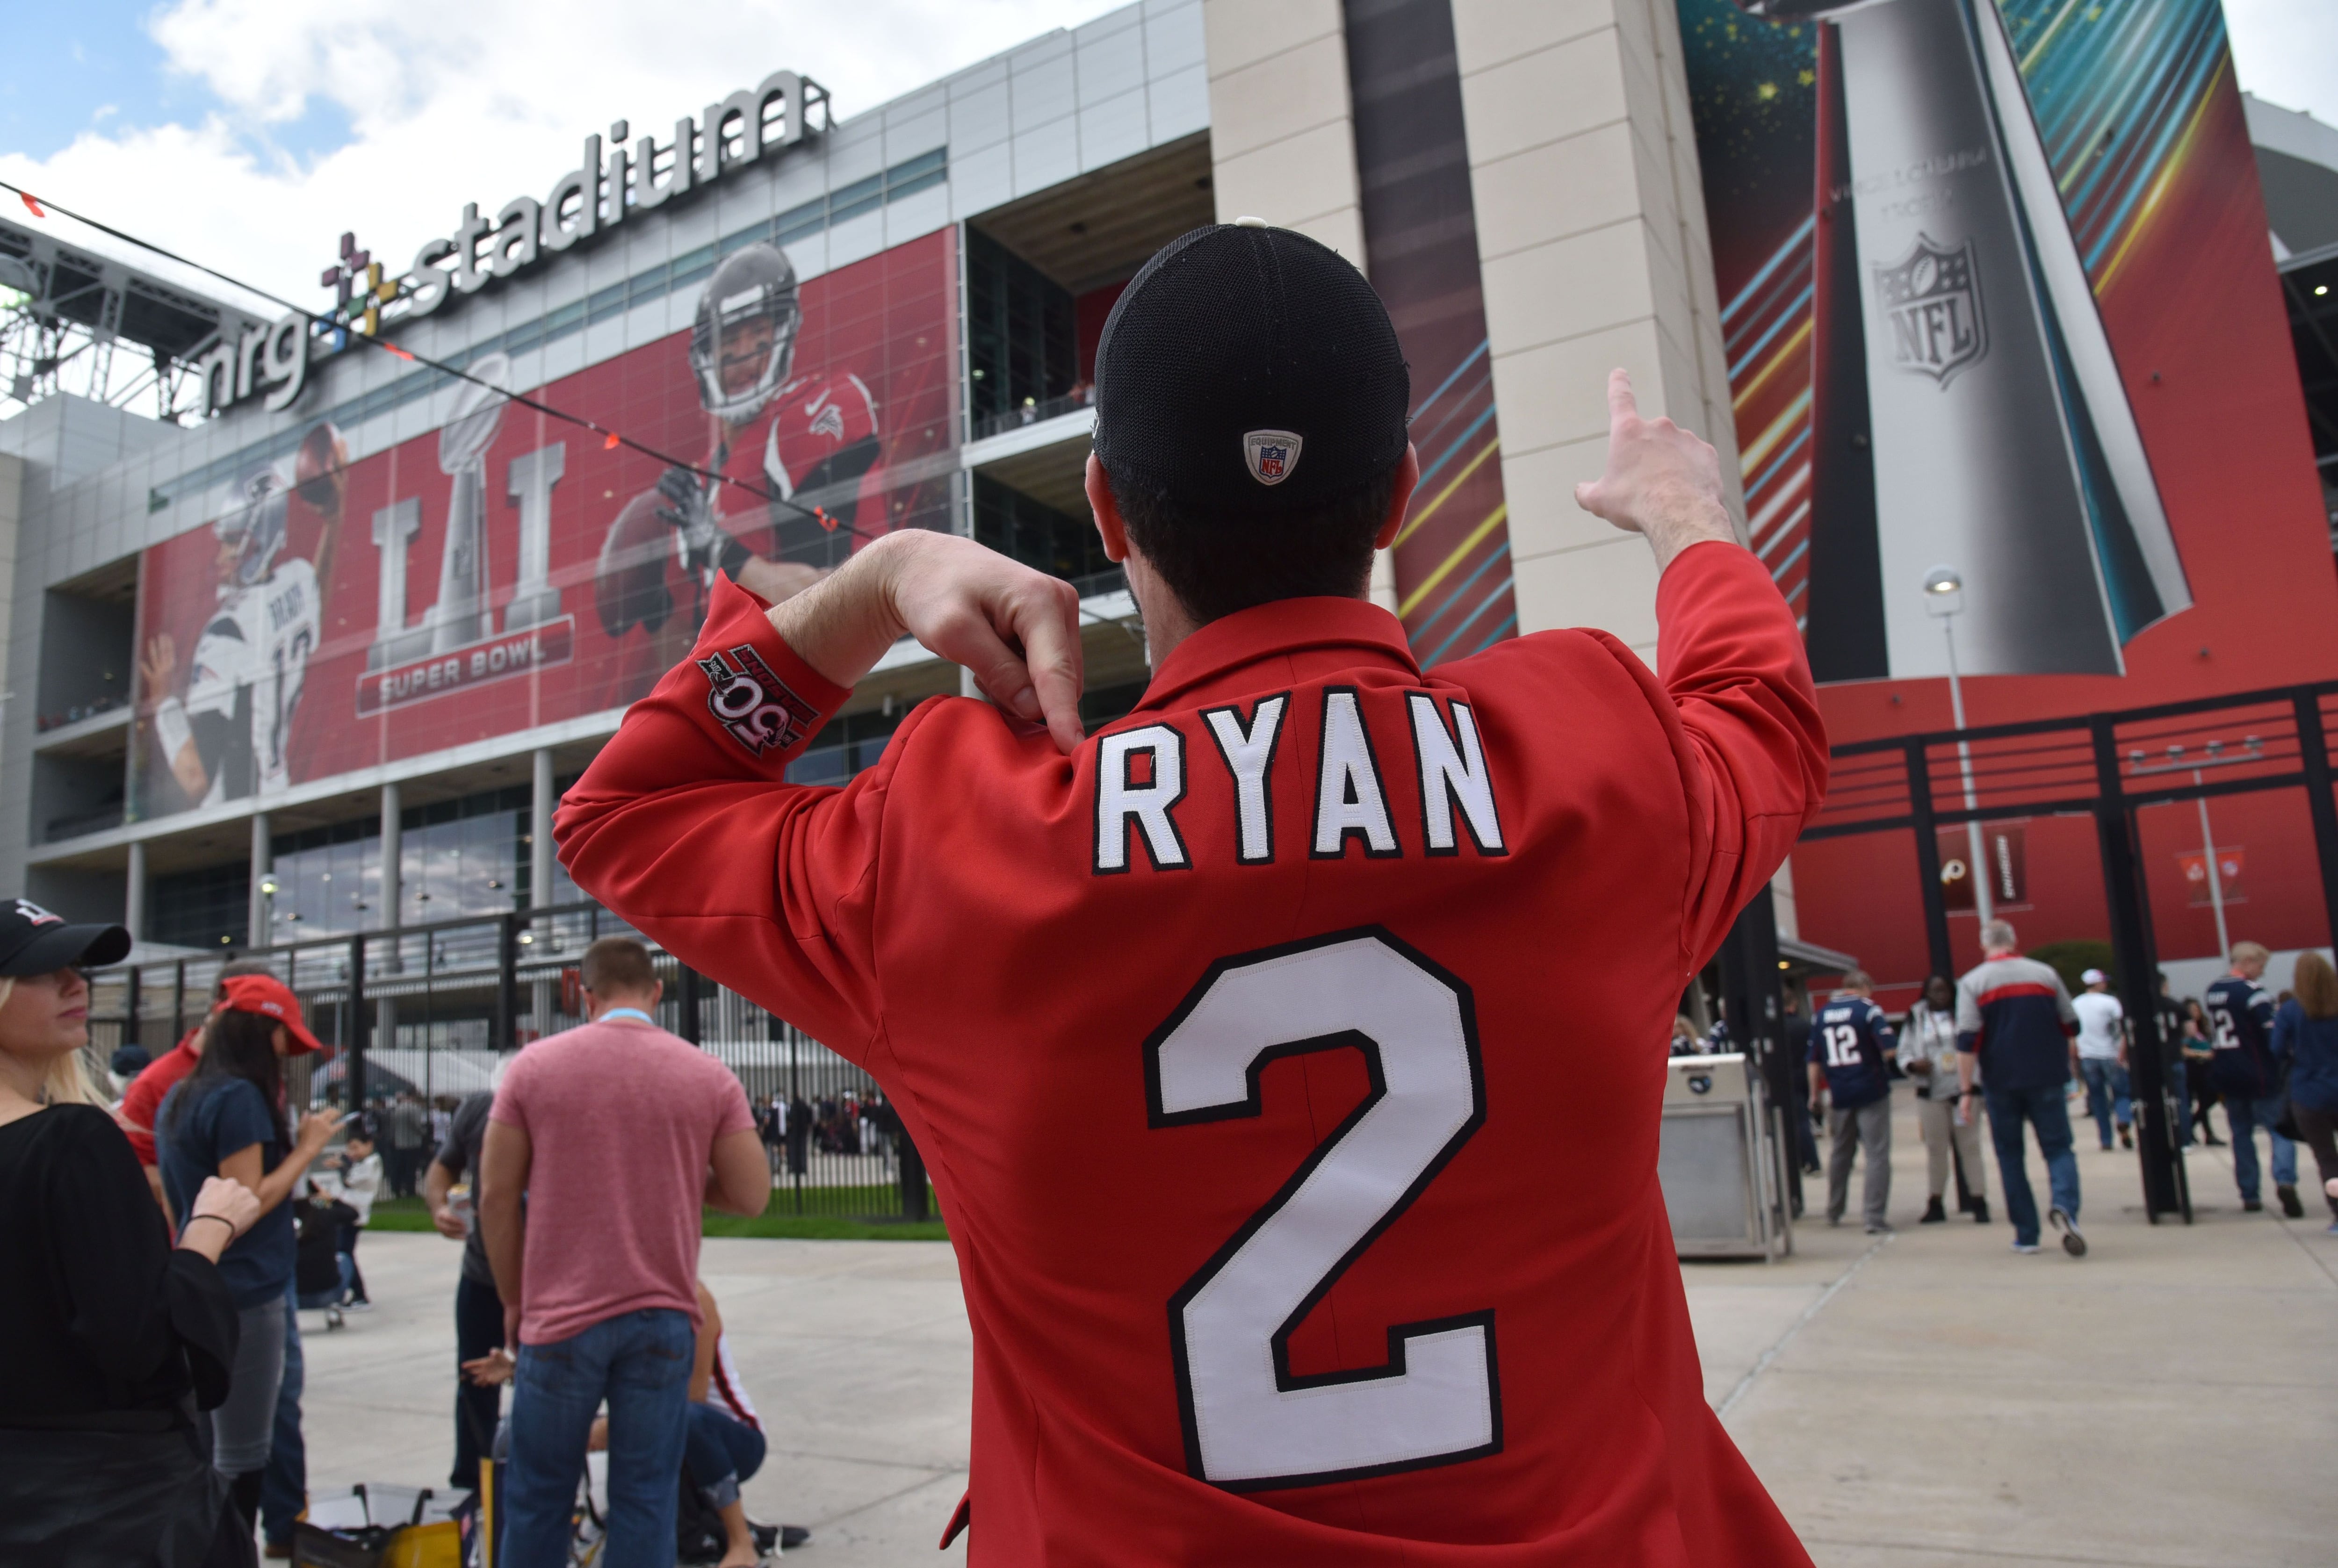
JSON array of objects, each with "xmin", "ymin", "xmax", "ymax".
[{"xmin": 482, "ymin": 936, "xmax": 768, "ymax": 1568}]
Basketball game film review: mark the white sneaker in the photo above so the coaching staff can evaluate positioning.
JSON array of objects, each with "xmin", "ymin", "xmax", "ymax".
[{"xmin": 2011, "ymin": 1241, "xmax": 2042, "ymax": 1254}]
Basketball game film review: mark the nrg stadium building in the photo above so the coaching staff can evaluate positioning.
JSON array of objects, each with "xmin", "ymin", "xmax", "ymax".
[{"xmin": 0, "ymin": 0, "xmax": 2332, "ymax": 1041}]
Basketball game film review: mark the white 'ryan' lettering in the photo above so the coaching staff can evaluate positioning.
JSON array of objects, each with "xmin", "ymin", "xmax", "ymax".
[
  {"xmin": 1408, "ymin": 693, "xmax": 1506, "ymax": 856},
  {"xmin": 1204, "ymin": 696, "xmax": 1287, "ymax": 866},
  {"xmin": 1096, "ymin": 725, "xmax": 1191, "ymax": 873}
]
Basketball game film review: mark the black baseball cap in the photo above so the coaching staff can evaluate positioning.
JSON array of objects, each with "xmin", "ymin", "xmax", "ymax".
[
  {"xmin": 1091, "ymin": 220, "xmax": 1410, "ymax": 518},
  {"xmin": 0, "ymin": 898, "xmax": 130, "ymax": 977}
]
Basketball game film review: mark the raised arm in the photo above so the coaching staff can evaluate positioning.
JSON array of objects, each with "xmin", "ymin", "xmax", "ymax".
[
  {"xmin": 555, "ymin": 531, "xmax": 1083, "ymax": 1053},
  {"xmin": 1574, "ymin": 369, "xmax": 1827, "ymax": 966}
]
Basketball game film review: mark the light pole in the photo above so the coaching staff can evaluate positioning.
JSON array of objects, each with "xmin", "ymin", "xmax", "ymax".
[
  {"xmin": 2128, "ymin": 737, "xmax": 2261, "ymax": 962},
  {"xmin": 1925, "ymin": 567, "xmax": 1992, "ymax": 927}
]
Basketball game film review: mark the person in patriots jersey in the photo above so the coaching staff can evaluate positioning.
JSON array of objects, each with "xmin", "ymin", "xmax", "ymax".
[
  {"xmin": 2204, "ymin": 940, "xmax": 2300, "ymax": 1216},
  {"xmin": 1806, "ymin": 970, "xmax": 1896, "ymax": 1232},
  {"xmin": 596, "ymin": 243, "xmax": 884, "ymax": 674},
  {"xmin": 140, "ymin": 464, "xmax": 340, "ymax": 810}
]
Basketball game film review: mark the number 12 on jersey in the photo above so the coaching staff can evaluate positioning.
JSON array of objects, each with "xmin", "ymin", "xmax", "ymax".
[{"xmin": 1145, "ymin": 928, "xmax": 1501, "ymax": 1491}]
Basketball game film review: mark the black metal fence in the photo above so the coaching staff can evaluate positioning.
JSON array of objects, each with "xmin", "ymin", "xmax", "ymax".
[
  {"xmin": 87, "ymin": 901, "xmax": 931, "ymax": 1222},
  {"xmin": 1803, "ymin": 679, "xmax": 2338, "ymax": 1224}
]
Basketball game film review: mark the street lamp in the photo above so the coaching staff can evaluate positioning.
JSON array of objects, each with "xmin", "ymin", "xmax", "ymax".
[
  {"xmin": 2127, "ymin": 737, "xmax": 2262, "ymax": 961},
  {"xmin": 1924, "ymin": 566, "xmax": 1993, "ymax": 926}
]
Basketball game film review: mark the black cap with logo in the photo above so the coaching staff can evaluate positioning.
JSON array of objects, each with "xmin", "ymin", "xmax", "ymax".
[
  {"xmin": 1091, "ymin": 220, "xmax": 1410, "ymax": 519},
  {"xmin": 0, "ymin": 898, "xmax": 131, "ymax": 978}
]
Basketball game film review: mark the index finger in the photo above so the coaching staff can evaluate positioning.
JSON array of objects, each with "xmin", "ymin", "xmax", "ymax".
[
  {"xmin": 1009, "ymin": 581, "xmax": 1086, "ymax": 754},
  {"xmin": 1606, "ymin": 367, "xmax": 1639, "ymax": 430}
]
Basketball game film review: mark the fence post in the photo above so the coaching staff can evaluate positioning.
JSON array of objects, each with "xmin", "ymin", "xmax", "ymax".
[
  {"xmin": 2089, "ymin": 716, "xmax": 2180, "ymax": 1221},
  {"xmin": 898, "ymin": 1131, "xmax": 930, "ymax": 1223},
  {"xmin": 1717, "ymin": 888, "xmax": 1798, "ymax": 1216},
  {"xmin": 1904, "ymin": 740, "xmax": 1955, "ymax": 982},
  {"xmin": 347, "ymin": 933, "xmax": 368, "ymax": 1113},
  {"xmin": 2293, "ymin": 691, "xmax": 2338, "ymax": 953},
  {"xmin": 497, "ymin": 913, "xmax": 519, "ymax": 1055},
  {"xmin": 124, "ymin": 965, "xmax": 142, "ymax": 1050},
  {"xmin": 171, "ymin": 960, "xmax": 186, "ymax": 1045},
  {"xmin": 677, "ymin": 963, "xmax": 702, "ymax": 1046}
]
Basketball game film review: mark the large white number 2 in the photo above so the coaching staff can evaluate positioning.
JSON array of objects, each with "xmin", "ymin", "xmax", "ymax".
[{"xmin": 1145, "ymin": 929, "xmax": 1500, "ymax": 1491}]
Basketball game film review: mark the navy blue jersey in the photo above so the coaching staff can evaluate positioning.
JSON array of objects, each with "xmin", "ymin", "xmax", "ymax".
[
  {"xmin": 2203, "ymin": 974, "xmax": 2281, "ymax": 1100},
  {"xmin": 1808, "ymin": 996, "xmax": 1895, "ymax": 1108}
]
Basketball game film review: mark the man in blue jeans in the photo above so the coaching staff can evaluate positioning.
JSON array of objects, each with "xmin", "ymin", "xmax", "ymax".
[
  {"xmin": 1957, "ymin": 921, "xmax": 2087, "ymax": 1257},
  {"xmin": 2071, "ymin": 968, "xmax": 2130, "ymax": 1150},
  {"xmin": 2206, "ymin": 940, "xmax": 2302, "ymax": 1217},
  {"xmin": 480, "ymin": 938, "xmax": 769, "ymax": 1567}
]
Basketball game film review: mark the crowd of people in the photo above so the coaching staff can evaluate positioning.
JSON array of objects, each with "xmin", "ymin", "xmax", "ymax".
[
  {"xmin": 1780, "ymin": 924, "xmax": 2338, "ymax": 1250},
  {"xmin": 0, "ymin": 906, "xmax": 812, "ymax": 1566}
]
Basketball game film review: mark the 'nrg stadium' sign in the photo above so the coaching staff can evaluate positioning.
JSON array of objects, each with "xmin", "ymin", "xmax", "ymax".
[{"xmin": 200, "ymin": 69, "xmax": 828, "ymax": 419}]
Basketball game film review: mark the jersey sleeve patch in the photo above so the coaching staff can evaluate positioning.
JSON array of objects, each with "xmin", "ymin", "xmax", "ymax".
[{"xmin": 698, "ymin": 643, "xmax": 823, "ymax": 758}]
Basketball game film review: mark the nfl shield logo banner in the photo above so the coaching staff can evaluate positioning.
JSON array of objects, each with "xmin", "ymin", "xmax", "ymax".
[
  {"xmin": 1242, "ymin": 429, "xmax": 1303, "ymax": 486},
  {"xmin": 1873, "ymin": 233, "xmax": 1988, "ymax": 388}
]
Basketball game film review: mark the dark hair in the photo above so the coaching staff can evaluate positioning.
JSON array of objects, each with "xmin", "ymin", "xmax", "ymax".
[
  {"xmin": 581, "ymin": 936, "xmax": 658, "ymax": 997},
  {"xmin": 213, "ymin": 957, "xmax": 278, "ymax": 1001},
  {"xmin": 1104, "ymin": 462, "xmax": 1399, "ymax": 627},
  {"xmin": 166, "ymin": 1009, "xmax": 289, "ymax": 1148}
]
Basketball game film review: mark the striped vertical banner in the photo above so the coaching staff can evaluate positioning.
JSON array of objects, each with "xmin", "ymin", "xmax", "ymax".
[{"xmin": 1344, "ymin": 0, "xmax": 1516, "ymax": 667}]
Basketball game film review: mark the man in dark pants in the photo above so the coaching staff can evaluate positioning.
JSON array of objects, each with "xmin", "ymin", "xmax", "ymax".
[
  {"xmin": 1806, "ymin": 971, "xmax": 1896, "ymax": 1233},
  {"xmin": 1956, "ymin": 920, "xmax": 2085, "ymax": 1257},
  {"xmin": 425, "ymin": 1088, "xmax": 503, "ymax": 1491}
]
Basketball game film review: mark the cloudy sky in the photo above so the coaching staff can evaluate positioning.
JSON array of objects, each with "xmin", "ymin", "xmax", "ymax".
[{"xmin": 1, "ymin": 0, "xmax": 2332, "ymax": 312}]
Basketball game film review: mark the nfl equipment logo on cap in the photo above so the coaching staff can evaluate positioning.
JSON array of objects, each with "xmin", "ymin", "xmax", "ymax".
[{"xmin": 1242, "ymin": 430, "xmax": 1302, "ymax": 486}]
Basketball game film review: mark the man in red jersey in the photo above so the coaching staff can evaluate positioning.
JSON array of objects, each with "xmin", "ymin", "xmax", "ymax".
[{"xmin": 558, "ymin": 222, "xmax": 1825, "ymax": 1564}]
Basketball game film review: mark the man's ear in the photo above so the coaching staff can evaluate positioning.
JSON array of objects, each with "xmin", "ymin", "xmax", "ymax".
[
  {"xmin": 1087, "ymin": 453, "xmax": 1129, "ymax": 564},
  {"xmin": 1375, "ymin": 443, "xmax": 1422, "ymax": 551}
]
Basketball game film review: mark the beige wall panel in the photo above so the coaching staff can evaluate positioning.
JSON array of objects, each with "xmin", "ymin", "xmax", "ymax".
[
  {"xmin": 1458, "ymin": 30, "xmax": 1630, "ymax": 165},
  {"xmin": 1469, "ymin": 122, "xmax": 1645, "ymax": 261},
  {"xmin": 1282, "ymin": 207, "xmax": 1368, "ymax": 262},
  {"xmin": 1207, "ymin": 34, "xmax": 1357, "ymax": 163},
  {"xmin": 1202, "ymin": 0, "xmax": 1345, "ymax": 80},
  {"xmin": 1513, "ymin": 536, "xmax": 1660, "ymax": 652},
  {"xmin": 1452, "ymin": 0, "xmax": 1617, "ymax": 71},
  {"xmin": 1478, "ymin": 219, "xmax": 1656, "ymax": 359},
  {"xmin": 1499, "ymin": 433, "xmax": 1620, "ymax": 563},
  {"xmin": 1213, "ymin": 119, "xmax": 1364, "ymax": 232},
  {"xmin": 1491, "ymin": 316, "xmax": 1666, "ymax": 454}
]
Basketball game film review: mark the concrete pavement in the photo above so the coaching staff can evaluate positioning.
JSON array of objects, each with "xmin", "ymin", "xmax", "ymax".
[{"xmin": 297, "ymin": 1084, "xmax": 2336, "ymax": 1563}]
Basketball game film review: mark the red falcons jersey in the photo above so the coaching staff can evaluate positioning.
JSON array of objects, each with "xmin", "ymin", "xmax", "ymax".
[
  {"xmin": 709, "ymin": 372, "xmax": 883, "ymax": 554},
  {"xmin": 556, "ymin": 542, "xmax": 1826, "ymax": 1565}
]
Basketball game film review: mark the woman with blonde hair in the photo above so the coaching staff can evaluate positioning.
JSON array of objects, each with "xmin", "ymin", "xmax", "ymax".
[
  {"xmin": 0, "ymin": 898, "xmax": 264, "ymax": 1566},
  {"xmin": 2273, "ymin": 950, "xmax": 2338, "ymax": 1231}
]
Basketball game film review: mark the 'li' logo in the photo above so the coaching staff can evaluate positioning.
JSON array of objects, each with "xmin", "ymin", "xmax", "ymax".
[
  {"xmin": 1243, "ymin": 429, "xmax": 1304, "ymax": 487},
  {"xmin": 1873, "ymin": 234, "xmax": 1987, "ymax": 388}
]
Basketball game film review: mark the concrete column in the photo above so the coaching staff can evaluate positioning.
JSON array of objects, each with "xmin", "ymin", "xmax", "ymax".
[
  {"xmin": 379, "ymin": 782, "xmax": 402, "ymax": 928},
  {"xmin": 528, "ymin": 749, "xmax": 556, "ymax": 1041},
  {"xmin": 529, "ymin": 749, "xmax": 555, "ymax": 908},
  {"xmin": 247, "ymin": 812, "xmax": 270, "ymax": 950},
  {"xmin": 1205, "ymin": 1, "xmax": 1393, "ymax": 611},
  {"xmin": 1202, "ymin": 0, "xmax": 1366, "ymax": 259},
  {"xmin": 124, "ymin": 838, "xmax": 146, "ymax": 944},
  {"xmin": 1450, "ymin": 0, "xmax": 1746, "ymax": 662},
  {"xmin": 377, "ymin": 781, "xmax": 401, "ymax": 1051}
]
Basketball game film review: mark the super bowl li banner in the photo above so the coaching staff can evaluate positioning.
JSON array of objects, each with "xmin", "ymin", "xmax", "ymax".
[
  {"xmin": 1681, "ymin": 0, "xmax": 2256, "ymax": 682},
  {"xmin": 132, "ymin": 230, "xmax": 955, "ymax": 820}
]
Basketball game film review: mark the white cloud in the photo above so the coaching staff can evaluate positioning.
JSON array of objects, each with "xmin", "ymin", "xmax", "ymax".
[{"xmin": 2, "ymin": 0, "xmax": 1125, "ymax": 306}]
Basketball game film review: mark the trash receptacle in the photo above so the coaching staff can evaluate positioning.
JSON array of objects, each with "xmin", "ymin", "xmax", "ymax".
[{"xmin": 1658, "ymin": 1053, "xmax": 1791, "ymax": 1260}]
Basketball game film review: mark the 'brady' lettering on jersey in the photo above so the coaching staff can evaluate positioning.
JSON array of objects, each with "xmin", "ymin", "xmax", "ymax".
[
  {"xmin": 1095, "ymin": 688, "xmax": 1505, "ymax": 874},
  {"xmin": 699, "ymin": 644, "xmax": 820, "ymax": 757}
]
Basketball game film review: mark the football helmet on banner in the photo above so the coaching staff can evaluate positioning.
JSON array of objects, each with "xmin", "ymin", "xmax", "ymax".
[
  {"xmin": 689, "ymin": 244, "xmax": 802, "ymax": 423},
  {"xmin": 215, "ymin": 468, "xmax": 291, "ymax": 591}
]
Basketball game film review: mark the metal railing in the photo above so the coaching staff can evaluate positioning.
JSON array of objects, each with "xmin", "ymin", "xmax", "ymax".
[{"xmin": 87, "ymin": 901, "xmax": 931, "ymax": 1222}]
